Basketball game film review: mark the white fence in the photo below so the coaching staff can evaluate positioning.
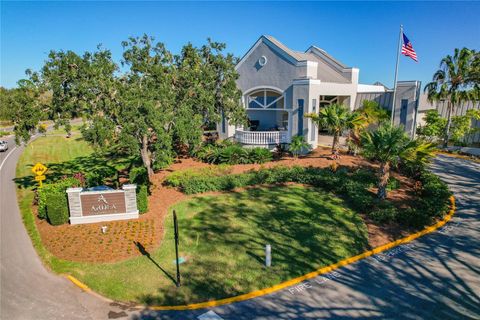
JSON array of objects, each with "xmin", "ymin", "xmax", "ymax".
[{"xmin": 235, "ymin": 130, "xmax": 289, "ymax": 145}]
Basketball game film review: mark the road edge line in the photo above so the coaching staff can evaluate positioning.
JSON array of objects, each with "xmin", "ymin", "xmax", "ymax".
[{"xmin": 66, "ymin": 275, "xmax": 91, "ymax": 292}]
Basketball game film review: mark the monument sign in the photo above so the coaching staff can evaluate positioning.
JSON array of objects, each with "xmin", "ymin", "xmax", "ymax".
[{"xmin": 66, "ymin": 184, "xmax": 139, "ymax": 224}]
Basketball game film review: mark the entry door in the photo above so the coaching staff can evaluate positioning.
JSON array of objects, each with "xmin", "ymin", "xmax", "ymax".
[
  {"xmin": 400, "ymin": 99, "xmax": 408, "ymax": 126},
  {"xmin": 297, "ymin": 99, "xmax": 304, "ymax": 136}
]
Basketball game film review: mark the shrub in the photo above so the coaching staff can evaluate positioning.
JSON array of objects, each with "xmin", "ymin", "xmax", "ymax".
[
  {"xmin": 396, "ymin": 171, "xmax": 451, "ymax": 227},
  {"xmin": 416, "ymin": 171, "xmax": 451, "ymax": 219},
  {"xmin": 164, "ymin": 165, "xmax": 232, "ymax": 188},
  {"xmin": 195, "ymin": 142, "xmax": 273, "ymax": 165},
  {"xmin": 248, "ymin": 147, "xmax": 273, "ymax": 164},
  {"xmin": 350, "ymin": 168, "xmax": 377, "ymax": 187},
  {"xmin": 387, "ymin": 177, "xmax": 401, "ymax": 190},
  {"xmin": 289, "ymin": 135, "xmax": 311, "ymax": 157},
  {"xmin": 369, "ymin": 202, "xmax": 398, "ymax": 223},
  {"xmin": 396, "ymin": 208, "xmax": 429, "ymax": 227},
  {"xmin": 341, "ymin": 180, "xmax": 375, "ymax": 212},
  {"xmin": 37, "ymin": 177, "xmax": 81, "ymax": 220},
  {"xmin": 45, "ymin": 192, "xmax": 70, "ymax": 225},
  {"xmin": 136, "ymin": 184, "xmax": 148, "ymax": 214},
  {"xmin": 219, "ymin": 145, "xmax": 250, "ymax": 164}
]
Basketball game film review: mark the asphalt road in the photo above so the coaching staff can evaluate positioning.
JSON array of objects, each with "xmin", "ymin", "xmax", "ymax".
[
  {"xmin": 1, "ymin": 136, "xmax": 479, "ymax": 320},
  {"xmin": 0, "ymin": 133, "xmax": 130, "ymax": 320}
]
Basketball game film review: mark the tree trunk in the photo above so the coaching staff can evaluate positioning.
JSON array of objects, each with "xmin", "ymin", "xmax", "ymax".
[
  {"xmin": 443, "ymin": 102, "xmax": 453, "ymax": 148},
  {"xmin": 331, "ymin": 132, "xmax": 339, "ymax": 154},
  {"xmin": 140, "ymin": 134, "xmax": 154, "ymax": 182},
  {"xmin": 377, "ymin": 162, "xmax": 390, "ymax": 200}
]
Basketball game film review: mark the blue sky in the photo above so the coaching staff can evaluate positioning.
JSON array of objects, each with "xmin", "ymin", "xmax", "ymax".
[{"xmin": 1, "ymin": 1, "xmax": 479, "ymax": 89}]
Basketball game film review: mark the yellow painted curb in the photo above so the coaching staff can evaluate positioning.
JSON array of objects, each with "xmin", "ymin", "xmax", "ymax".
[
  {"xmin": 148, "ymin": 195, "xmax": 456, "ymax": 311},
  {"xmin": 67, "ymin": 275, "xmax": 91, "ymax": 292},
  {"xmin": 67, "ymin": 196, "xmax": 456, "ymax": 311}
]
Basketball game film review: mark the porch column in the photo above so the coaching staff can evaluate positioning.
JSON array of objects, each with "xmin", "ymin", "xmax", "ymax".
[{"xmin": 287, "ymin": 111, "xmax": 293, "ymax": 143}]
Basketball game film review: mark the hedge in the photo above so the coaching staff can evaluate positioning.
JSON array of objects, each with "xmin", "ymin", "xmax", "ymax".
[
  {"xmin": 195, "ymin": 143, "xmax": 272, "ymax": 165},
  {"xmin": 137, "ymin": 184, "xmax": 148, "ymax": 214},
  {"xmin": 45, "ymin": 192, "xmax": 70, "ymax": 225},
  {"xmin": 37, "ymin": 177, "xmax": 81, "ymax": 221},
  {"xmin": 165, "ymin": 165, "xmax": 452, "ymax": 228}
]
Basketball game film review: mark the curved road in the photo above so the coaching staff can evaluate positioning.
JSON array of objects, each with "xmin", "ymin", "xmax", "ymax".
[
  {"xmin": 1, "ymin": 138, "xmax": 479, "ymax": 319},
  {"xmin": 0, "ymin": 135, "xmax": 129, "ymax": 320}
]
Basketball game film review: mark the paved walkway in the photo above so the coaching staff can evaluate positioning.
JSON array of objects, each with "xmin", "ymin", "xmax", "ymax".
[{"xmin": 1, "ymin": 136, "xmax": 479, "ymax": 320}]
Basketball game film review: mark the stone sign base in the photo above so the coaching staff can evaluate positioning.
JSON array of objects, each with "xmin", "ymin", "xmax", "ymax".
[
  {"xmin": 67, "ymin": 184, "xmax": 139, "ymax": 225},
  {"xmin": 69, "ymin": 212, "xmax": 139, "ymax": 225}
]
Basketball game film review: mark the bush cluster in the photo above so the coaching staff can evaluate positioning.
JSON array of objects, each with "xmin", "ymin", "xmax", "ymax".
[
  {"xmin": 195, "ymin": 142, "xmax": 272, "ymax": 165},
  {"xmin": 129, "ymin": 166, "xmax": 150, "ymax": 214},
  {"xmin": 396, "ymin": 171, "xmax": 452, "ymax": 227},
  {"xmin": 136, "ymin": 184, "xmax": 148, "ymax": 214},
  {"xmin": 165, "ymin": 165, "xmax": 452, "ymax": 228},
  {"xmin": 37, "ymin": 177, "xmax": 81, "ymax": 225}
]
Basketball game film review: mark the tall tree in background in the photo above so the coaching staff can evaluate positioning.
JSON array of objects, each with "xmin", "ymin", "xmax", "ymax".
[
  {"xmin": 424, "ymin": 48, "xmax": 477, "ymax": 148},
  {"xmin": 8, "ymin": 35, "xmax": 246, "ymax": 183},
  {"xmin": 118, "ymin": 35, "xmax": 176, "ymax": 178},
  {"xmin": 173, "ymin": 39, "xmax": 246, "ymax": 153},
  {"xmin": 4, "ymin": 78, "xmax": 44, "ymax": 144}
]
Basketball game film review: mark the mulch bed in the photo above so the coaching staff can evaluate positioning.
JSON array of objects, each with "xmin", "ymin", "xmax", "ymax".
[{"xmin": 34, "ymin": 147, "xmax": 416, "ymax": 263}]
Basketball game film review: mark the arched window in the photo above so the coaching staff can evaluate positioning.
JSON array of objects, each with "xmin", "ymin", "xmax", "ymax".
[{"xmin": 246, "ymin": 88, "xmax": 284, "ymax": 109}]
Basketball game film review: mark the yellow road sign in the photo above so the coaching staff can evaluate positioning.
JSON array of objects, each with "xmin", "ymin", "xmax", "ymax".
[
  {"xmin": 32, "ymin": 163, "xmax": 47, "ymax": 176},
  {"xmin": 34, "ymin": 175, "xmax": 46, "ymax": 181}
]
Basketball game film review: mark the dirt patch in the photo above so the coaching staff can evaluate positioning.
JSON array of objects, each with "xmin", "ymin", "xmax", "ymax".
[{"xmin": 34, "ymin": 147, "xmax": 417, "ymax": 263}]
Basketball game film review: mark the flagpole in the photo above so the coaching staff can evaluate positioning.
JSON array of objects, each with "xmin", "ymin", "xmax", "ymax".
[{"xmin": 390, "ymin": 24, "xmax": 403, "ymax": 125}]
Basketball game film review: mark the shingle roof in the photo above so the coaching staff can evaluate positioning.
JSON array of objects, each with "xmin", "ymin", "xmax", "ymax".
[
  {"xmin": 264, "ymin": 35, "xmax": 313, "ymax": 61},
  {"xmin": 264, "ymin": 36, "xmax": 351, "ymax": 83}
]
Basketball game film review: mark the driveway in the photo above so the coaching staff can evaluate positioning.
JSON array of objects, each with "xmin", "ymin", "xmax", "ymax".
[{"xmin": 1, "ymin": 138, "xmax": 479, "ymax": 319}]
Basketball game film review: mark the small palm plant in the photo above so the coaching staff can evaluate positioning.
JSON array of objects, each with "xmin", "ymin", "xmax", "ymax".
[
  {"xmin": 289, "ymin": 135, "xmax": 310, "ymax": 158},
  {"xmin": 361, "ymin": 124, "xmax": 435, "ymax": 199},
  {"xmin": 306, "ymin": 103, "xmax": 365, "ymax": 154}
]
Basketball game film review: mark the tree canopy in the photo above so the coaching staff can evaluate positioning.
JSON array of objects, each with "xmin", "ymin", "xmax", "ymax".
[{"xmin": 8, "ymin": 35, "xmax": 246, "ymax": 182}]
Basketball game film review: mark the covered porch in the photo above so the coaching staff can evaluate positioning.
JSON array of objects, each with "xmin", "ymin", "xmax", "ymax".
[
  {"xmin": 235, "ymin": 129, "xmax": 289, "ymax": 145},
  {"xmin": 235, "ymin": 87, "xmax": 291, "ymax": 146}
]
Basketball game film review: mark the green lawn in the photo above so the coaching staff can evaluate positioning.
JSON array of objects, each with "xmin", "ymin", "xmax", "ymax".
[
  {"xmin": 51, "ymin": 185, "xmax": 368, "ymax": 305},
  {"xmin": 15, "ymin": 130, "xmax": 369, "ymax": 306}
]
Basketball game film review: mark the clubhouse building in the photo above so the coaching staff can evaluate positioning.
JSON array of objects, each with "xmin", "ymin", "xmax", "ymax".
[{"xmin": 218, "ymin": 35, "xmax": 421, "ymax": 148}]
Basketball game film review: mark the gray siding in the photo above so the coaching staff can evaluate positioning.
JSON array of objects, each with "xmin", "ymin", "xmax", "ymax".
[
  {"xmin": 236, "ymin": 42, "xmax": 298, "ymax": 95},
  {"xmin": 354, "ymin": 92, "xmax": 393, "ymax": 110}
]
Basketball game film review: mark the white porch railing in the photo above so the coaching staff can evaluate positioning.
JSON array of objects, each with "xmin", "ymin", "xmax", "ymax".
[{"xmin": 235, "ymin": 129, "xmax": 289, "ymax": 145}]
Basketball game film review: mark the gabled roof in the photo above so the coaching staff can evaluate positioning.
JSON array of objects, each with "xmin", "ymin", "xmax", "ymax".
[
  {"xmin": 235, "ymin": 35, "xmax": 352, "ymax": 83},
  {"xmin": 264, "ymin": 36, "xmax": 315, "ymax": 62},
  {"xmin": 236, "ymin": 35, "xmax": 350, "ymax": 69}
]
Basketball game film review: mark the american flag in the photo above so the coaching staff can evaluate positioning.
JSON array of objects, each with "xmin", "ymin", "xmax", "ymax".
[{"xmin": 401, "ymin": 33, "xmax": 418, "ymax": 62}]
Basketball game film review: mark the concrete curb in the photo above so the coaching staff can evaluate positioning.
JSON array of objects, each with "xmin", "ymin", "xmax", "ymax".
[{"xmin": 66, "ymin": 196, "xmax": 456, "ymax": 311}]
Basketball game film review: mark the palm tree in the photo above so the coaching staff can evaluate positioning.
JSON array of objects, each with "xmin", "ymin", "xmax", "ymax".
[
  {"xmin": 306, "ymin": 103, "xmax": 365, "ymax": 154},
  {"xmin": 356, "ymin": 100, "xmax": 390, "ymax": 127},
  {"xmin": 289, "ymin": 135, "xmax": 310, "ymax": 158},
  {"xmin": 424, "ymin": 48, "xmax": 476, "ymax": 148},
  {"xmin": 361, "ymin": 124, "xmax": 435, "ymax": 200}
]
